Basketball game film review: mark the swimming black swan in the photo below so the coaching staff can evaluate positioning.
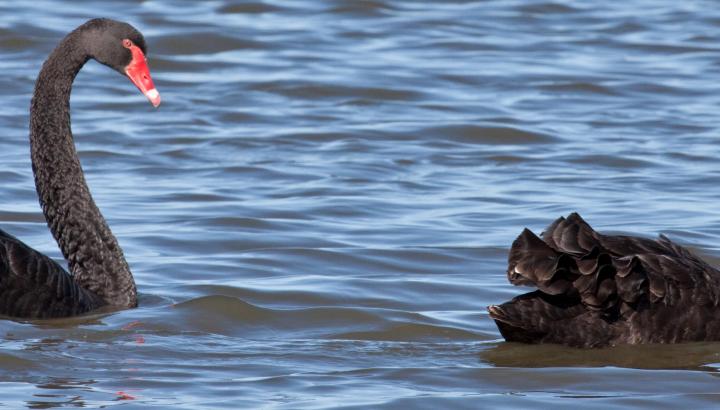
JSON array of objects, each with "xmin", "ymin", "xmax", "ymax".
[
  {"xmin": 489, "ymin": 213, "xmax": 720, "ymax": 347},
  {"xmin": 0, "ymin": 19, "xmax": 159, "ymax": 319}
]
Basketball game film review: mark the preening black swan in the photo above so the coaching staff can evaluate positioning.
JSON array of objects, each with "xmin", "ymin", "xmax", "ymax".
[
  {"xmin": 489, "ymin": 213, "xmax": 720, "ymax": 347},
  {"xmin": 0, "ymin": 19, "xmax": 159, "ymax": 318}
]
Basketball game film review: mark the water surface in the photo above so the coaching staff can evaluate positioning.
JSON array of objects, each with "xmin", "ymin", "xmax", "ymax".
[{"xmin": 2, "ymin": 0, "xmax": 720, "ymax": 408}]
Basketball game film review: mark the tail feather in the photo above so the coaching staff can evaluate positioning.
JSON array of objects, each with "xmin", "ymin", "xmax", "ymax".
[
  {"xmin": 505, "ymin": 213, "xmax": 659, "ymax": 313},
  {"xmin": 508, "ymin": 228, "xmax": 563, "ymax": 285},
  {"xmin": 488, "ymin": 291, "xmax": 610, "ymax": 346},
  {"xmin": 542, "ymin": 212, "xmax": 598, "ymax": 254},
  {"xmin": 493, "ymin": 213, "xmax": 720, "ymax": 346},
  {"xmin": 492, "ymin": 213, "xmax": 675, "ymax": 345}
]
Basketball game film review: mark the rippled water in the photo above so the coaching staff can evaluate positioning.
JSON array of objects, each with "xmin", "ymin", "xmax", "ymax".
[{"xmin": 2, "ymin": 0, "xmax": 720, "ymax": 408}]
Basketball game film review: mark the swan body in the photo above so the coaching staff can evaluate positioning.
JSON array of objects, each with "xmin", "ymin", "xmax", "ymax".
[
  {"xmin": 489, "ymin": 213, "xmax": 720, "ymax": 347},
  {"xmin": 0, "ymin": 19, "xmax": 159, "ymax": 319}
]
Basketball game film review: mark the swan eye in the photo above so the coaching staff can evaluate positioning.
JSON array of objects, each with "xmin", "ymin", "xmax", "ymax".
[{"xmin": 122, "ymin": 39, "xmax": 133, "ymax": 49}]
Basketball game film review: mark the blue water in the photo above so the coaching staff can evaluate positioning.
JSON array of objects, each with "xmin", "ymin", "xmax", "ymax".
[{"xmin": 2, "ymin": 0, "xmax": 720, "ymax": 408}]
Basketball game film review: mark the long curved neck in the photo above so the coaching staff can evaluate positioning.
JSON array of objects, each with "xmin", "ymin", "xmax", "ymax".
[{"xmin": 29, "ymin": 29, "xmax": 137, "ymax": 308}]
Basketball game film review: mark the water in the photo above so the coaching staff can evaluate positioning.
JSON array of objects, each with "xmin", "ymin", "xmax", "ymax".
[{"xmin": 1, "ymin": 0, "xmax": 720, "ymax": 408}]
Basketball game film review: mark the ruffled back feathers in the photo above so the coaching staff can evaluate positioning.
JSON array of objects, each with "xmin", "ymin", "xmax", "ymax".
[{"xmin": 490, "ymin": 213, "xmax": 720, "ymax": 347}]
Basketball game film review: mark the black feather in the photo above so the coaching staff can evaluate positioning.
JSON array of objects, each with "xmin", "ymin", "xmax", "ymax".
[
  {"xmin": 489, "ymin": 213, "xmax": 720, "ymax": 347},
  {"xmin": 0, "ymin": 19, "xmax": 149, "ymax": 319}
]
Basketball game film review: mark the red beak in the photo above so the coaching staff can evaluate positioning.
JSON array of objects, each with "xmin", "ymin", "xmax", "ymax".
[{"xmin": 124, "ymin": 44, "xmax": 161, "ymax": 107}]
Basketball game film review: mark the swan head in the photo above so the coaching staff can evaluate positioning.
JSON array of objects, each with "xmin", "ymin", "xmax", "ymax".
[{"xmin": 80, "ymin": 18, "xmax": 161, "ymax": 107}]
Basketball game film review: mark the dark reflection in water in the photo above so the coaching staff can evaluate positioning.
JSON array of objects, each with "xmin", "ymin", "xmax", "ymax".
[
  {"xmin": 482, "ymin": 342, "xmax": 720, "ymax": 371},
  {"xmin": 27, "ymin": 378, "xmax": 97, "ymax": 409},
  {"xmin": 2, "ymin": 0, "xmax": 720, "ymax": 408}
]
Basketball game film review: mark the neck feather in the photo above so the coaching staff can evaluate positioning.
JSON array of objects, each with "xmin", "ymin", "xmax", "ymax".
[{"xmin": 29, "ymin": 30, "xmax": 137, "ymax": 308}]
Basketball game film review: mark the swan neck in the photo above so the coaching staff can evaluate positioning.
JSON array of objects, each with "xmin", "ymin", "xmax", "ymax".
[{"xmin": 29, "ymin": 30, "xmax": 137, "ymax": 308}]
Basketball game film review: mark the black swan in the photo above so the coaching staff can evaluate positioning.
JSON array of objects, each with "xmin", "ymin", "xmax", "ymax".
[
  {"xmin": 489, "ymin": 213, "xmax": 720, "ymax": 347},
  {"xmin": 0, "ymin": 19, "xmax": 159, "ymax": 319}
]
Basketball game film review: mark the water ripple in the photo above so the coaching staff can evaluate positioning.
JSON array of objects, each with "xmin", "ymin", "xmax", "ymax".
[{"xmin": 2, "ymin": 0, "xmax": 720, "ymax": 408}]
